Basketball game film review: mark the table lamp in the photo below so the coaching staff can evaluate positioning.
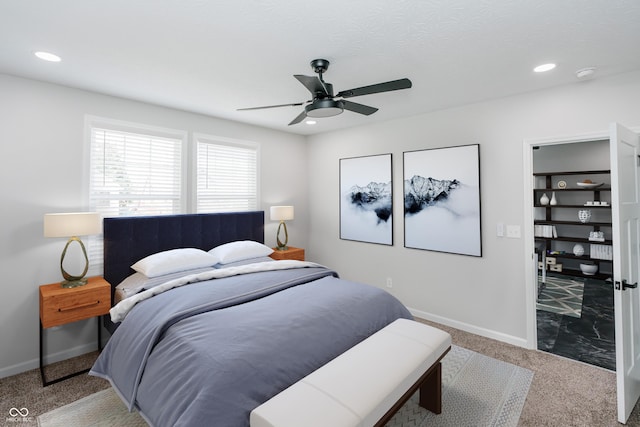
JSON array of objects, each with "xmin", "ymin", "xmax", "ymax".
[
  {"xmin": 44, "ymin": 212, "xmax": 102, "ymax": 288},
  {"xmin": 270, "ymin": 206, "xmax": 294, "ymax": 251}
]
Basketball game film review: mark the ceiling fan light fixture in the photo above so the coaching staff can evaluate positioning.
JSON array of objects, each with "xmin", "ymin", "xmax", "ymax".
[{"xmin": 305, "ymin": 99, "xmax": 344, "ymax": 118}]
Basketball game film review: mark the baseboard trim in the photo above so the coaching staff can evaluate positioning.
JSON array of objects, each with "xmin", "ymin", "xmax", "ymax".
[{"xmin": 408, "ymin": 307, "xmax": 530, "ymax": 349}]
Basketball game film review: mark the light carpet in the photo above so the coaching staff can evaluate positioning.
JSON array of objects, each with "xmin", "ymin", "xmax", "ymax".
[
  {"xmin": 38, "ymin": 346, "xmax": 532, "ymax": 427},
  {"xmin": 537, "ymin": 274, "xmax": 585, "ymax": 318}
]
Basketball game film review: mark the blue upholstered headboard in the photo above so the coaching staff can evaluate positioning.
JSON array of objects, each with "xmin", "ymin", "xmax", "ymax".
[{"xmin": 102, "ymin": 211, "xmax": 264, "ymax": 332}]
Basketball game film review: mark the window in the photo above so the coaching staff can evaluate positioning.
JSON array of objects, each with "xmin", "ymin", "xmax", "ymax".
[
  {"xmin": 85, "ymin": 118, "xmax": 260, "ymax": 274},
  {"xmin": 86, "ymin": 116, "xmax": 187, "ymax": 272},
  {"xmin": 88, "ymin": 123, "xmax": 185, "ymax": 217},
  {"xmin": 195, "ymin": 134, "xmax": 259, "ymax": 212}
]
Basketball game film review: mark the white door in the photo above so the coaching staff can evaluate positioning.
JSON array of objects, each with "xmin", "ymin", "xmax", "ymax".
[{"xmin": 611, "ymin": 122, "xmax": 640, "ymax": 423}]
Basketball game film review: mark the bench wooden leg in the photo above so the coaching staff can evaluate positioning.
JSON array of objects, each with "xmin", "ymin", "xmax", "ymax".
[{"xmin": 419, "ymin": 362, "xmax": 442, "ymax": 414}]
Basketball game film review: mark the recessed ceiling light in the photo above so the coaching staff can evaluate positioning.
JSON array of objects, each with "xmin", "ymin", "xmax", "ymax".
[
  {"xmin": 576, "ymin": 67, "xmax": 596, "ymax": 80},
  {"xmin": 533, "ymin": 63, "xmax": 556, "ymax": 73},
  {"xmin": 34, "ymin": 51, "xmax": 61, "ymax": 62},
  {"xmin": 305, "ymin": 120, "xmax": 317, "ymax": 125}
]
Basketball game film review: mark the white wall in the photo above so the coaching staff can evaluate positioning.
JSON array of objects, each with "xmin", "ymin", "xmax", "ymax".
[
  {"xmin": 306, "ymin": 70, "xmax": 640, "ymax": 346},
  {"xmin": 0, "ymin": 74, "xmax": 307, "ymax": 377}
]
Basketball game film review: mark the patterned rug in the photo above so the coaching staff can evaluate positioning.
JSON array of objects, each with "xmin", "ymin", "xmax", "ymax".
[
  {"xmin": 386, "ymin": 346, "xmax": 533, "ymax": 427},
  {"xmin": 38, "ymin": 346, "xmax": 532, "ymax": 427},
  {"xmin": 537, "ymin": 274, "xmax": 585, "ymax": 318}
]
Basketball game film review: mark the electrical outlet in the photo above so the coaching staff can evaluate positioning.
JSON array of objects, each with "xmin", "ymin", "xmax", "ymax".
[{"xmin": 386, "ymin": 277, "xmax": 393, "ymax": 288}]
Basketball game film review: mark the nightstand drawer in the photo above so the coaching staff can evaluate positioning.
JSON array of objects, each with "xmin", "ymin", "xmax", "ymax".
[
  {"xmin": 39, "ymin": 277, "xmax": 111, "ymax": 328},
  {"xmin": 270, "ymin": 247, "xmax": 305, "ymax": 261}
]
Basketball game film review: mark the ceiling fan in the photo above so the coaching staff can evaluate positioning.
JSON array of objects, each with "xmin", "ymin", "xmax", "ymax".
[{"xmin": 238, "ymin": 59, "xmax": 412, "ymax": 125}]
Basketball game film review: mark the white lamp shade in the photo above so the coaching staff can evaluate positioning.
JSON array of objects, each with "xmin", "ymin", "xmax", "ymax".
[
  {"xmin": 270, "ymin": 206, "xmax": 294, "ymax": 221},
  {"xmin": 44, "ymin": 212, "xmax": 102, "ymax": 238}
]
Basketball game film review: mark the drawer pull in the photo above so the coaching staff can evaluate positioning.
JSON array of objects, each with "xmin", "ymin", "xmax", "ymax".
[{"xmin": 58, "ymin": 300, "xmax": 101, "ymax": 312}]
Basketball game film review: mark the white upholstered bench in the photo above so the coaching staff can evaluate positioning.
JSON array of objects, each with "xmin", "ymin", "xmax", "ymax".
[{"xmin": 250, "ymin": 318, "xmax": 452, "ymax": 427}]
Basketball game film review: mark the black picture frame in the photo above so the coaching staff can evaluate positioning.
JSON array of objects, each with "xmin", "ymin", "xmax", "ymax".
[{"xmin": 403, "ymin": 144, "xmax": 482, "ymax": 256}]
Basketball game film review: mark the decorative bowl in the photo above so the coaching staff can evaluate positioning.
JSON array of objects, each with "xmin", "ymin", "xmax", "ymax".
[
  {"xmin": 579, "ymin": 263, "xmax": 598, "ymax": 275},
  {"xmin": 576, "ymin": 182, "xmax": 603, "ymax": 189}
]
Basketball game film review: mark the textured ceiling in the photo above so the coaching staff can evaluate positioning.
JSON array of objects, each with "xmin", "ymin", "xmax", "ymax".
[{"xmin": 2, "ymin": 1, "xmax": 640, "ymax": 135}]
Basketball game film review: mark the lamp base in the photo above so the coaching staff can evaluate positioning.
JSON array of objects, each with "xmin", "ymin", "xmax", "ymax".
[
  {"xmin": 60, "ymin": 278, "xmax": 88, "ymax": 288},
  {"xmin": 276, "ymin": 221, "xmax": 289, "ymax": 252},
  {"xmin": 59, "ymin": 236, "xmax": 90, "ymax": 289}
]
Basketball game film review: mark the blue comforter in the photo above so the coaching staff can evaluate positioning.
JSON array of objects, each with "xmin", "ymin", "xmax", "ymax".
[{"xmin": 91, "ymin": 265, "xmax": 411, "ymax": 426}]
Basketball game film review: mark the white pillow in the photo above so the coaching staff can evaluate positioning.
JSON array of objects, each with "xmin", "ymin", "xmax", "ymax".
[
  {"xmin": 131, "ymin": 248, "xmax": 219, "ymax": 278},
  {"xmin": 209, "ymin": 240, "xmax": 273, "ymax": 264}
]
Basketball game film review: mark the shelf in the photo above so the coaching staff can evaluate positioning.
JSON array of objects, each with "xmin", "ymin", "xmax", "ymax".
[
  {"xmin": 534, "ymin": 204, "xmax": 610, "ymax": 208},
  {"xmin": 534, "ymin": 220, "xmax": 612, "ymax": 226},
  {"xmin": 544, "ymin": 252, "xmax": 612, "ymax": 262},
  {"xmin": 533, "ymin": 170, "xmax": 610, "ymax": 176},
  {"xmin": 534, "ymin": 187, "xmax": 611, "ymax": 192},
  {"xmin": 535, "ymin": 235, "xmax": 613, "ymax": 245},
  {"xmin": 534, "ymin": 169, "xmax": 614, "ymax": 282},
  {"xmin": 539, "ymin": 269, "xmax": 612, "ymax": 281}
]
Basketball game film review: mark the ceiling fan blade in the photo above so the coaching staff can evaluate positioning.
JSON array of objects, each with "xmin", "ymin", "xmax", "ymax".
[
  {"xmin": 288, "ymin": 110, "xmax": 307, "ymax": 126},
  {"xmin": 336, "ymin": 78, "xmax": 412, "ymax": 98},
  {"xmin": 294, "ymin": 75, "xmax": 329, "ymax": 96},
  {"xmin": 342, "ymin": 100, "xmax": 378, "ymax": 116},
  {"xmin": 237, "ymin": 101, "xmax": 305, "ymax": 111}
]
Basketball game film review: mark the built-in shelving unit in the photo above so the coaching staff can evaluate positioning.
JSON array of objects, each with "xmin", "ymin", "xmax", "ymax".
[{"xmin": 533, "ymin": 170, "xmax": 612, "ymax": 280}]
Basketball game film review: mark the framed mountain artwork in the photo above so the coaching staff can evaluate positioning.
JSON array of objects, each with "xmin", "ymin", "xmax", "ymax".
[
  {"xmin": 339, "ymin": 153, "xmax": 393, "ymax": 245},
  {"xmin": 403, "ymin": 144, "xmax": 482, "ymax": 256}
]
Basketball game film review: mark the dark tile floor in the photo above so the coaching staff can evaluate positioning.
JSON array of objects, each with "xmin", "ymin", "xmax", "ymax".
[{"xmin": 537, "ymin": 275, "xmax": 616, "ymax": 371}]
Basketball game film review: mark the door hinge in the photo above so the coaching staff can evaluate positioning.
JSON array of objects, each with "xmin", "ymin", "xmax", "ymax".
[{"xmin": 615, "ymin": 280, "xmax": 638, "ymax": 290}]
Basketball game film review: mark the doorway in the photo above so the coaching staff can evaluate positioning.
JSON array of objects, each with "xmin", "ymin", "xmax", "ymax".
[
  {"xmin": 524, "ymin": 124, "xmax": 640, "ymax": 423},
  {"xmin": 530, "ymin": 139, "xmax": 615, "ymax": 370}
]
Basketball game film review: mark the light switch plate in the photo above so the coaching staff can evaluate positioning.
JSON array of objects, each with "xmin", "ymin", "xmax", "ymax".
[{"xmin": 506, "ymin": 225, "xmax": 521, "ymax": 238}]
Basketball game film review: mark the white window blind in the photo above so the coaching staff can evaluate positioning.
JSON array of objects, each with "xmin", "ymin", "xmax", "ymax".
[
  {"xmin": 89, "ymin": 127, "xmax": 183, "ymax": 216},
  {"xmin": 196, "ymin": 137, "xmax": 258, "ymax": 212},
  {"xmin": 88, "ymin": 121, "xmax": 185, "ymax": 272}
]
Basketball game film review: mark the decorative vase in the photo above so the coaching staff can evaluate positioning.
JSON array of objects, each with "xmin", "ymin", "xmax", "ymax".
[
  {"xmin": 573, "ymin": 244, "xmax": 585, "ymax": 257},
  {"xmin": 550, "ymin": 192, "xmax": 557, "ymax": 206},
  {"xmin": 540, "ymin": 193, "xmax": 549, "ymax": 206},
  {"xmin": 578, "ymin": 209, "xmax": 592, "ymax": 223}
]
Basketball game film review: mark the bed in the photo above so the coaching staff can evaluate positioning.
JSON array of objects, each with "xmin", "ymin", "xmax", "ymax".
[{"xmin": 91, "ymin": 211, "xmax": 412, "ymax": 426}]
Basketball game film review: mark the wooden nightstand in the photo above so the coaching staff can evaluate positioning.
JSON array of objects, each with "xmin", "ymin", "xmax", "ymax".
[
  {"xmin": 270, "ymin": 246, "xmax": 305, "ymax": 261},
  {"xmin": 39, "ymin": 276, "xmax": 111, "ymax": 386}
]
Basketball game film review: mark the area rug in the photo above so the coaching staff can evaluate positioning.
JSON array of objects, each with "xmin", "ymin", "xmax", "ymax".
[
  {"xmin": 386, "ymin": 345, "xmax": 533, "ymax": 427},
  {"xmin": 537, "ymin": 274, "xmax": 585, "ymax": 318},
  {"xmin": 38, "ymin": 346, "xmax": 533, "ymax": 427}
]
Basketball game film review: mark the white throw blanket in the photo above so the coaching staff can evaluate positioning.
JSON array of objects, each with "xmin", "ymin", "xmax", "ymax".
[{"xmin": 110, "ymin": 260, "xmax": 323, "ymax": 322}]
